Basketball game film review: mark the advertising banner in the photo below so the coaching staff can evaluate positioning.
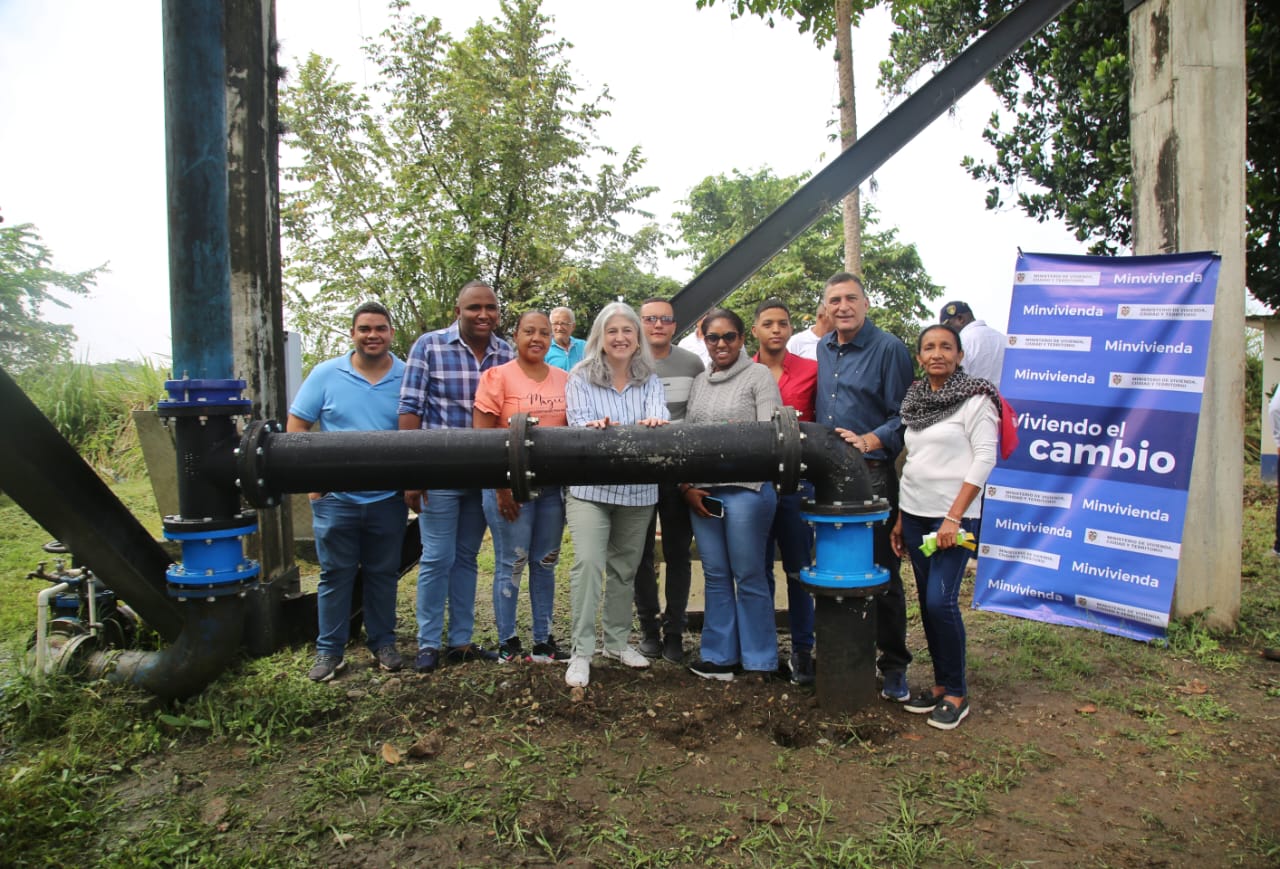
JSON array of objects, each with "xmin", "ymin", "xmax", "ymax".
[{"xmin": 972, "ymin": 251, "xmax": 1220, "ymax": 640}]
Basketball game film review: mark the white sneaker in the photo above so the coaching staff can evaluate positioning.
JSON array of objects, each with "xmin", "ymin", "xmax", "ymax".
[
  {"xmin": 566, "ymin": 655, "xmax": 590, "ymax": 687},
  {"xmin": 603, "ymin": 645, "xmax": 651, "ymax": 669}
]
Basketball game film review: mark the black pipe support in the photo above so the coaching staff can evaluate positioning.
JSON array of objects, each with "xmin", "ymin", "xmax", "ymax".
[
  {"xmin": 809, "ymin": 584, "xmax": 887, "ymax": 714},
  {"xmin": 233, "ymin": 411, "xmax": 878, "ymax": 509},
  {"xmin": 0, "ymin": 368, "xmax": 185, "ymax": 642},
  {"xmin": 81, "ymin": 595, "xmax": 245, "ymax": 700}
]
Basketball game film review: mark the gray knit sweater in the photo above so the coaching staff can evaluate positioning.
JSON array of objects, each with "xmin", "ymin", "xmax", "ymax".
[{"xmin": 685, "ymin": 349, "xmax": 782, "ymax": 491}]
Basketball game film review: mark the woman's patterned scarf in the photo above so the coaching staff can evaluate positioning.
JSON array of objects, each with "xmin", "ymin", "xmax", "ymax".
[{"xmin": 900, "ymin": 366, "xmax": 1001, "ymax": 431}]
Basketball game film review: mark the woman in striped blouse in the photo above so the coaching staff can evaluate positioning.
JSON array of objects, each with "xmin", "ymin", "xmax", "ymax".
[{"xmin": 563, "ymin": 302, "xmax": 670, "ymax": 689}]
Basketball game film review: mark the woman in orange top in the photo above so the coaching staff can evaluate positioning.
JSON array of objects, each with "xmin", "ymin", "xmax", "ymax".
[{"xmin": 473, "ymin": 310, "xmax": 570, "ymax": 663}]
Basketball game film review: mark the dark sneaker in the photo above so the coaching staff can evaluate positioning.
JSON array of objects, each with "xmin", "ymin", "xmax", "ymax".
[
  {"xmin": 688, "ymin": 658, "xmax": 736, "ymax": 682},
  {"xmin": 372, "ymin": 644, "xmax": 403, "ymax": 672},
  {"xmin": 530, "ymin": 637, "xmax": 570, "ymax": 663},
  {"xmin": 928, "ymin": 697, "xmax": 970, "ymax": 730},
  {"xmin": 904, "ymin": 689, "xmax": 941, "ymax": 714},
  {"xmin": 880, "ymin": 670, "xmax": 910, "ymax": 702},
  {"xmin": 308, "ymin": 654, "xmax": 346, "ymax": 682},
  {"xmin": 637, "ymin": 631, "xmax": 662, "ymax": 658},
  {"xmin": 662, "ymin": 632, "xmax": 684, "ymax": 664},
  {"xmin": 498, "ymin": 636, "xmax": 529, "ymax": 663},
  {"xmin": 415, "ymin": 647, "xmax": 440, "ymax": 673},
  {"xmin": 789, "ymin": 649, "xmax": 815, "ymax": 686},
  {"xmin": 446, "ymin": 643, "xmax": 499, "ymax": 664}
]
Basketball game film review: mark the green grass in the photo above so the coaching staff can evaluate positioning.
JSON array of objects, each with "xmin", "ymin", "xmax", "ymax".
[{"xmin": 1, "ymin": 465, "xmax": 1279, "ymax": 865}]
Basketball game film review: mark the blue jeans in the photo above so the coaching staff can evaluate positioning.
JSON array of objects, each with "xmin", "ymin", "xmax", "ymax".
[
  {"xmin": 765, "ymin": 481, "xmax": 815, "ymax": 653},
  {"xmin": 690, "ymin": 485, "xmax": 778, "ymax": 672},
  {"xmin": 415, "ymin": 488, "xmax": 487, "ymax": 650},
  {"xmin": 900, "ymin": 511, "xmax": 971, "ymax": 697},
  {"xmin": 311, "ymin": 494, "xmax": 408, "ymax": 657},
  {"xmin": 483, "ymin": 488, "xmax": 564, "ymax": 644}
]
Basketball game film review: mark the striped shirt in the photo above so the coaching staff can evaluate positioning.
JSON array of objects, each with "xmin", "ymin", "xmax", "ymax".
[
  {"xmin": 398, "ymin": 322, "xmax": 513, "ymax": 429},
  {"xmin": 565, "ymin": 371, "xmax": 669, "ymax": 505}
]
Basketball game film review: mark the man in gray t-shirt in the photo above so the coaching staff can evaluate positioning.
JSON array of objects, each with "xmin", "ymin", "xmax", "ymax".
[{"xmin": 633, "ymin": 298, "xmax": 706, "ymax": 662}]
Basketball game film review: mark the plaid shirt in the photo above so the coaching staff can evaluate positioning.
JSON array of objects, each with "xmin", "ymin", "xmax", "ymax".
[{"xmin": 398, "ymin": 322, "xmax": 513, "ymax": 429}]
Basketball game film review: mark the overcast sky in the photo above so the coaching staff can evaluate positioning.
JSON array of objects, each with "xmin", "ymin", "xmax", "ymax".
[{"xmin": 0, "ymin": 0, "xmax": 1086, "ymax": 364}]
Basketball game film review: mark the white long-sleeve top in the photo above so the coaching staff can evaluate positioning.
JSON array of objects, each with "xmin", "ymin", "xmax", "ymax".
[{"xmin": 898, "ymin": 394, "xmax": 999, "ymax": 519}]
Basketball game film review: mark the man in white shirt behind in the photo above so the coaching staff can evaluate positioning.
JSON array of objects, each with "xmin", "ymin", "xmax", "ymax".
[
  {"xmin": 939, "ymin": 301, "xmax": 1007, "ymax": 387},
  {"xmin": 785, "ymin": 301, "xmax": 832, "ymax": 360}
]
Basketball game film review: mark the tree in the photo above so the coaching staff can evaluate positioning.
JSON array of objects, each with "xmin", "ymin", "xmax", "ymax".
[
  {"xmin": 0, "ymin": 221, "xmax": 103, "ymax": 373},
  {"xmin": 673, "ymin": 166, "xmax": 940, "ymax": 343},
  {"xmin": 280, "ymin": 0, "xmax": 658, "ymax": 362},
  {"xmin": 695, "ymin": 0, "xmax": 882, "ymax": 275},
  {"xmin": 879, "ymin": 0, "xmax": 1280, "ymax": 306}
]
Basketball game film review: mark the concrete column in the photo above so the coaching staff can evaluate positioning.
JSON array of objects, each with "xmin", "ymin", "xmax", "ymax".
[
  {"xmin": 226, "ymin": 0, "xmax": 301, "ymax": 651},
  {"xmin": 1129, "ymin": 0, "xmax": 1246, "ymax": 627}
]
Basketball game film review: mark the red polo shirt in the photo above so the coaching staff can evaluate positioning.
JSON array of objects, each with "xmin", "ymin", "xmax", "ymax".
[{"xmin": 754, "ymin": 351, "xmax": 817, "ymax": 422}]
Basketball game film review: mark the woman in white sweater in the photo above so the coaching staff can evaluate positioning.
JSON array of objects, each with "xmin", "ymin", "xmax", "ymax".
[
  {"xmin": 888, "ymin": 323, "xmax": 999, "ymax": 730},
  {"xmin": 680, "ymin": 308, "xmax": 783, "ymax": 681}
]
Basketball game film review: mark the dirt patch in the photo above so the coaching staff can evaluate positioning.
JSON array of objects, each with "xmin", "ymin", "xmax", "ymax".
[{"xmin": 95, "ymin": 624, "xmax": 1280, "ymax": 867}]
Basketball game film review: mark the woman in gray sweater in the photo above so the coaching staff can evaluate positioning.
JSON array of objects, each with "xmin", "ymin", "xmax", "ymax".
[{"xmin": 679, "ymin": 308, "xmax": 783, "ymax": 680}]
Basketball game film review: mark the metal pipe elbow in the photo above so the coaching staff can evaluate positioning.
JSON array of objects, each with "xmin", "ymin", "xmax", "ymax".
[
  {"xmin": 80, "ymin": 597, "xmax": 245, "ymax": 700},
  {"xmin": 797, "ymin": 422, "xmax": 878, "ymax": 505}
]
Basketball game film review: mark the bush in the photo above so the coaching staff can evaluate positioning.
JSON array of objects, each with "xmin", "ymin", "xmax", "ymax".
[{"xmin": 14, "ymin": 359, "xmax": 166, "ymax": 479}]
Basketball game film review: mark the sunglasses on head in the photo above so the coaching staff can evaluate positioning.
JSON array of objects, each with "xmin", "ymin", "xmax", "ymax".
[{"xmin": 704, "ymin": 331, "xmax": 740, "ymax": 344}]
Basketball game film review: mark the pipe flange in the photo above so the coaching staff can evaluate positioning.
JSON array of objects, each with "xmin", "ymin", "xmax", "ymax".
[
  {"xmin": 235, "ymin": 420, "xmax": 280, "ymax": 507},
  {"xmin": 507, "ymin": 413, "xmax": 536, "ymax": 502},
  {"xmin": 158, "ymin": 377, "xmax": 252, "ymax": 417},
  {"xmin": 773, "ymin": 407, "xmax": 802, "ymax": 494},
  {"xmin": 801, "ymin": 497, "xmax": 891, "ymax": 517},
  {"xmin": 167, "ymin": 574, "xmax": 258, "ymax": 600},
  {"xmin": 162, "ymin": 513, "xmax": 258, "ymax": 534},
  {"xmin": 800, "ymin": 577, "xmax": 889, "ymax": 599}
]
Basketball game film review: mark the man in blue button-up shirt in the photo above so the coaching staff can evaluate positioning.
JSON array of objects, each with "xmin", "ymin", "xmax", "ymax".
[{"xmin": 815, "ymin": 272, "xmax": 916, "ymax": 702}]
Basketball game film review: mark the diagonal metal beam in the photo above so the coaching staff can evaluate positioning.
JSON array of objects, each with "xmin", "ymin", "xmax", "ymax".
[{"xmin": 670, "ymin": 0, "xmax": 1076, "ymax": 331}]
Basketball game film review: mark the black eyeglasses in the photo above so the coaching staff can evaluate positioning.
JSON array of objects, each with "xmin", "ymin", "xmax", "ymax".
[
  {"xmin": 704, "ymin": 331, "xmax": 740, "ymax": 344},
  {"xmin": 641, "ymin": 315, "xmax": 675, "ymax": 324}
]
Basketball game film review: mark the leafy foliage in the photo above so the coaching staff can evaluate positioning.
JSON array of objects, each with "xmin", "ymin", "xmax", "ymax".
[
  {"xmin": 673, "ymin": 166, "xmax": 940, "ymax": 342},
  {"xmin": 280, "ymin": 0, "xmax": 658, "ymax": 363},
  {"xmin": 0, "ymin": 222, "xmax": 103, "ymax": 373},
  {"xmin": 878, "ymin": 0, "xmax": 1280, "ymax": 306},
  {"xmin": 693, "ymin": 0, "xmax": 878, "ymax": 49}
]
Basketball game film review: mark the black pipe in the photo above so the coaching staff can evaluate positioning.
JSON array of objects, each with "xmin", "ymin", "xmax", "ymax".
[
  {"xmin": 667, "ymin": 0, "xmax": 1075, "ymax": 331},
  {"xmin": 0, "ymin": 368, "xmax": 185, "ymax": 642},
  {"xmin": 82, "ymin": 596, "xmax": 244, "ymax": 700},
  {"xmin": 234, "ymin": 413, "xmax": 878, "ymax": 509}
]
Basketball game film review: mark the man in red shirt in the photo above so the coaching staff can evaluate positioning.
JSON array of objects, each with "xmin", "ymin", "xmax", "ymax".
[{"xmin": 752, "ymin": 299, "xmax": 818, "ymax": 683}]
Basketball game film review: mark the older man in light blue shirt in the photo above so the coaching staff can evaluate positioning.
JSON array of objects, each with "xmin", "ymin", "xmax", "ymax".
[{"xmin": 547, "ymin": 306, "xmax": 586, "ymax": 371}]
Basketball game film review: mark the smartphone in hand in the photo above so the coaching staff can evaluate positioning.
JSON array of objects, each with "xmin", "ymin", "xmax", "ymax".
[{"xmin": 703, "ymin": 496, "xmax": 725, "ymax": 519}]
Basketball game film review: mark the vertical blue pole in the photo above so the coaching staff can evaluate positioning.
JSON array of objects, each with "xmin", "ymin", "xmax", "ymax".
[{"xmin": 163, "ymin": 0, "xmax": 232, "ymax": 381}]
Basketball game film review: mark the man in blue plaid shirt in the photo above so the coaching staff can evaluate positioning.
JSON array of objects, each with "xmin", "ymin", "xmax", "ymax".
[{"xmin": 399, "ymin": 280, "xmax": 514, "ymax": 672}]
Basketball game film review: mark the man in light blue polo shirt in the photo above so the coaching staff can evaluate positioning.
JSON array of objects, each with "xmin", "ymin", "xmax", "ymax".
[
  {"xmin": 547, "ymin": 306, "xmax": 586, "ymax": 371},
  {"xmin": 289, "ymin": 301, "xmax": 408, "ymax": 682}
]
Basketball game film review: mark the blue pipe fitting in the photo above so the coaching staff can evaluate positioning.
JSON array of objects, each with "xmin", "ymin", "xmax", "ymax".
[
  {"xmin": 159, "ymin": 378, "xmax": 252, "ymax": 415},
  {"xmin": 164, "ymin": 523, "xmax": 260, "ymax": 599},
  {"xmin": 801, "ymin": 505, "xmax": 891, "ymax": 590}
]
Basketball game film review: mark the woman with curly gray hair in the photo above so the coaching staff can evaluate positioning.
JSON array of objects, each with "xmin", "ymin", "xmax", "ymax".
[{"xmin": 562, "ymin": 303, "xmax": 670, "ymax": 688}]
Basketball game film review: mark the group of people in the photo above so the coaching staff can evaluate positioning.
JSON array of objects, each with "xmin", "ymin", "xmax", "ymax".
[{"xmin": 290, "ymin": 273, "xmax": 1007, "ymax": 730}]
